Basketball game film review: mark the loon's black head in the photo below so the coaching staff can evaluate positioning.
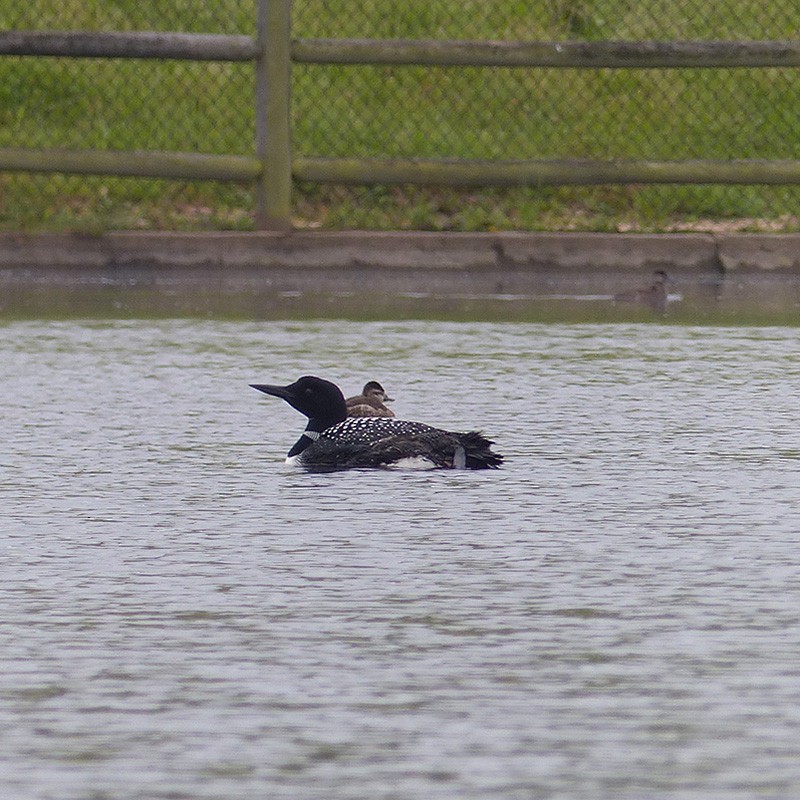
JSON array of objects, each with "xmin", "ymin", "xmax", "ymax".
[{"xmin": 250, "ymin": 375, "xmax": 348, "ymax": 430}]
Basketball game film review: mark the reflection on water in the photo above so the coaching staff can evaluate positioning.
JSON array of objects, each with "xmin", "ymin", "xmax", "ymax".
[
  {"xmin": 1, "ymin": 266, "xmax": 799, "ymax": 323},
  {"xmin": 3, "ymin": 319, "xmax": 800, "ymax": 799}
]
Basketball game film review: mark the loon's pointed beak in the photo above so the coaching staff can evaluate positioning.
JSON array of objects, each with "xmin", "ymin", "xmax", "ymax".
[{"xmin": 250, "ymin": 383, "xmax": 294, "ymax": 401}]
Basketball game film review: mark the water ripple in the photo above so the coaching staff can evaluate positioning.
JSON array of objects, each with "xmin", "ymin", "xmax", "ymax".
[{"xmin": 2, "ymin": 320, "xmax": 800, "ymax": 799}]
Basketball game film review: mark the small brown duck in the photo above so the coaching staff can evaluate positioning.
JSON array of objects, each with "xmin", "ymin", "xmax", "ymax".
[
  {"xmin": 345, "ymin": 381, "xmax": 395, "ymax": 418},
  {"xmin": 614, "ymin": 270, "xmax": 672, "ymax": 313}
]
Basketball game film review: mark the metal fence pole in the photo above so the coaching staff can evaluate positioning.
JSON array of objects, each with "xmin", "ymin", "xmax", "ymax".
[{"xmin": 255, "ymin": 0, "xmax": 292, "ymax": 230}]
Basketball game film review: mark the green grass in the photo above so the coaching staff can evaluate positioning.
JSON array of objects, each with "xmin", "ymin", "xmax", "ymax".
[{"xmin": 2, "ymin": 0, "xmax": 800, "ymax": 232}]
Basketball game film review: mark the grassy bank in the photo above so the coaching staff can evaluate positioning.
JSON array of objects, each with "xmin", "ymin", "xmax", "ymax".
[{"xmin": 2, "ymin": 0, "xmax": 800, "ymax": 232}]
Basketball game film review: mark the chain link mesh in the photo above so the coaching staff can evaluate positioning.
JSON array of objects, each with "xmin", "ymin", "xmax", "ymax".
[
  {"xmin": 0, "ymin": 2, "xmax": 256, "ymax": 230},
  {"xmin": 293, "ymin": 0, "xmax": 800, "ymax": 231},
  {"xmin": 2, "ymin": 2, "xmax": 800, "ymax": 231}
]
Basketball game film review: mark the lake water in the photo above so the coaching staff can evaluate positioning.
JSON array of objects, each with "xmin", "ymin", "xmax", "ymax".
[{"xmin": 3, "ymin": 318, "xmax": 800, "ymax": 799}]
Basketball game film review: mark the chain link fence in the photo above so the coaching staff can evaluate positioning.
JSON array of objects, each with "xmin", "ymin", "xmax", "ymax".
[
  {"xmin": 0, "ymin": 2, "xmax": 256, "ymax": 230},
  {"xmin": 2, "ymin": 1, "xmax": 800, "ymax": 231}
]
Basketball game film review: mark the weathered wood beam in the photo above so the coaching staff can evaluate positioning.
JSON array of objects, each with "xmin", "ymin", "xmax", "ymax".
[
  {"xmin": 292, "ymin": 38, "xmax": 800, "ymax": 68},
  {"xmin": 5, "ymin": 33, "xmax": 800, "ymax": 68},
  {"xmin": 294, "ymin": 157, "xmax": 800, "ymax": 186},
  {"xmin": 0, "ymin": 148, "xmax": 262, "ymax": 181},
  {"xmin": 255, "ymin": 0, "xmax": 293, "ymax": 230},
  {"xmin": 0, "ymin": 31, "xmax": 258, "ymax": 61}
]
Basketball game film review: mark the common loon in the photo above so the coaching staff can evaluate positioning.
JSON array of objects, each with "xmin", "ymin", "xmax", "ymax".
[
  {"xmin": 251, "ymin": 375, "xmax": 503, "ymax": 470},
  {"xmin": 614, "ymin": 270, "xmax": 672, "ymax": 313},
  {"xmin": 346, "ymin": 381, "xmax": 395, "ymax": 418}
]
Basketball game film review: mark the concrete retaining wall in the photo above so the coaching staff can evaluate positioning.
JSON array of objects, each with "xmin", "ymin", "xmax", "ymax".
[{"xmin": 1, "ymin": 230, "xmax": 799, "ymax": 273}]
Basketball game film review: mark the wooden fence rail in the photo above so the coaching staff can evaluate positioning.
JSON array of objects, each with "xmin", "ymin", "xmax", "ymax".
[
  {"xmin": 2, "ymin": 1, "xmax": 800, "ymax": 229},
  {"xmin": 291, "ymin": 39, "xmax": 800, "ymax": 68},
  {"xmin": 0, "ymin": 31, "xmax": 259, "ymax": 60}
]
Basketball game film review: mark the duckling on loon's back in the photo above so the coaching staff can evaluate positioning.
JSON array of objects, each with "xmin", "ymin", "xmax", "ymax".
[
  {"xmin": 346, "ymin": 380, "xmax": 395, "ymax": 417},
  {"xmin": 250, "ymin": 376, "xmax": 503, "ymax": 470}
]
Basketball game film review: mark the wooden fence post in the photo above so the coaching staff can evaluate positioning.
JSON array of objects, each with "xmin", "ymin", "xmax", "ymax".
[{"xmin": 255, "ymin": 0, "xmax": 292, "ymax": 230}]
